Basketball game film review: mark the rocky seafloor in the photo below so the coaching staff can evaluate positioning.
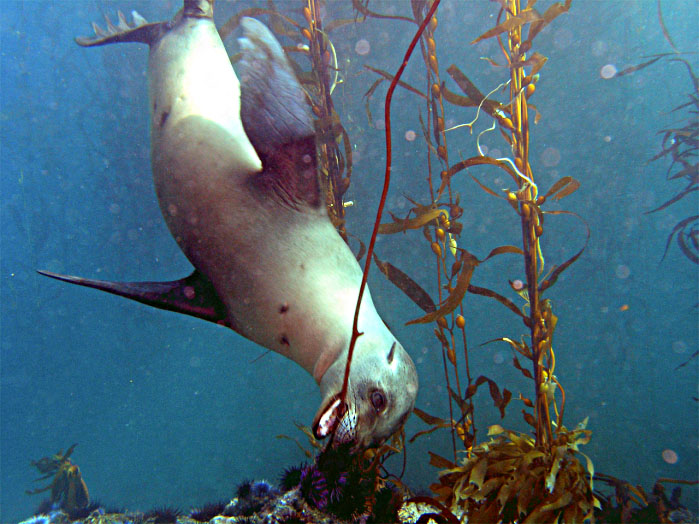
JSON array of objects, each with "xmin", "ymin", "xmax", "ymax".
[{"xmin": 18, "ymin": 482, "xmax": 434, "ymax": 524}]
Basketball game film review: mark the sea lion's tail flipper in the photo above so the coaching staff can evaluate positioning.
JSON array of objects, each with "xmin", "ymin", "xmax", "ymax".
[
  {"xmin": 75, "ymin": 10, "xmax": 166, "ymax": 47},
  {"xmin": 37, "ymin": 269, "xmax": 230, "ymax": 328}
]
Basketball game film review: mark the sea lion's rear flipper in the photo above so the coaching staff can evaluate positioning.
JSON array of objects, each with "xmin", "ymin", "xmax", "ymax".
[
  {"xmin": 37, "ymin": 270, "xmax": 230, "ymax": 328},
  {"xmin": 75, "ymin": 10, "xmax": 166, "ymax": 47},
  {"xmin": 238, "ymin": 17, "xmax": 321, "ymax": 210}
]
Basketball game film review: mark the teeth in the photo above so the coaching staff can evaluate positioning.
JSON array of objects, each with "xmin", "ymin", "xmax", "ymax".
[{"xmin": 334, "ymin": 403, "xmax": 357, "ymax": 443}]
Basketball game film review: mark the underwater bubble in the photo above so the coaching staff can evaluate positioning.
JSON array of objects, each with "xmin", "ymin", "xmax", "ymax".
[
  {"xmin": 489, "ymin": 148, "xmax": 502, "ymax": 158},
  {"xmin": 404, "ymin": 130, "xmax": 417, "ymax": 142},
  {"xmin": 480, "ymin": 145, "xmax": 489, "ymax": 155},
  {"xmin": 553, "ymin": 28, "xmax": 573, "ymax": 49},
  {"xmin": 493, "ymin": 351, "xmax": 506, "ymax": 365},
  {"xmin": 672, "ymin": 340, "xmax": 687, "ymax": 354},
  {"xmin": 591, "ymin": 40, "xmax": 607, "ymax": 57},
  {"xmin": 662, "ymin": 449, "xmax": 678, "ymax": 464},
  {"xmin": 109, "ymin": 203, "xmax": 121, "ymax": 214},
  {"xmin": 541, "ymin": 147, "xmax": 561, "ymax": 167},
  {"xmin": 600, "ymin": 64, "xmax": 617, "ymax": 79},
  {"xmin": 374, "ymin": 118, "xmax": 385, "ymax": 130},
  {"xmin": 604, "ymin": 135, "xmax": 612, "ymax": 143},
  {"xmin": 615, "ymin": 264, "xmax": 630, "ymax": 279},
  {"xmin": 355, "ymin": 39, "xmax": 370, "ymax": 56},
  {"xmin": 512, "ymin": 279, "xmax": 525, "ymax": 291}
]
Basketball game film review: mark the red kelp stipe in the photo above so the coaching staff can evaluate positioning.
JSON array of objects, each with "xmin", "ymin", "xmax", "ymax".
[{"xmin": 337, "ymin": 0, "xmax": 442, "ymax": 435}]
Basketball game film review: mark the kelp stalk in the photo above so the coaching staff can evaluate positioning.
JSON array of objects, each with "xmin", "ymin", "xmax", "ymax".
[
  {"xmin": 302, "ymin": 0, "xmax": 354, "ymax": 238},
  {"xmin": 506, "ymin": 0, "xmax": 550, "ymax": 448}
]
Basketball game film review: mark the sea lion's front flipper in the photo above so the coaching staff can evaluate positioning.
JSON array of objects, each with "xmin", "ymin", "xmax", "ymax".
[
  {"xmin": 238, "ymin": 17, "xmax": 320, "ymax": 210},
  {"xmin": 37, "ymin": 270, "xmax": 230, "ymax": 327},
  {"xmin": 75, "ymin": 10, "xmax": 165, "ymax": 47}
]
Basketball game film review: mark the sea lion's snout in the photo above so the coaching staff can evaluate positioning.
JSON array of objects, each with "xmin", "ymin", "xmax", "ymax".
[{"xmin": 314, "ymin": 338, "xmax": 418, "ymax": 449}]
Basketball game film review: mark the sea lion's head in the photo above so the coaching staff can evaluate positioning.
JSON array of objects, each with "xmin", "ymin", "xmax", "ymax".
[{"xmin": 312, "ymin": 336, "xmax": 418, "ymax": 449}]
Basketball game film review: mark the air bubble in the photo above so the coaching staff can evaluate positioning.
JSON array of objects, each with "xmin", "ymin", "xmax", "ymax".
[
  {"xmin": 355, "ymin": 39, "xmax": 370, "ymax": 56},
  {"xmin": 600, "ymin": 64, "xmax": 617, "ymax": 79}
]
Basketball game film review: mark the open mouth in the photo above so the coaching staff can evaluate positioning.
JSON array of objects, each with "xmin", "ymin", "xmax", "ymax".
[{"xmin": 312, "ymin": 394, "xmax": 355, "ymax": 444}]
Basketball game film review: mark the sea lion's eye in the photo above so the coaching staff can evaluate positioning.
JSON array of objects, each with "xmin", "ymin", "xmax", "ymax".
[{"xmin": 370, "ymin": 390, "xmax": 386, "ymax": 412}]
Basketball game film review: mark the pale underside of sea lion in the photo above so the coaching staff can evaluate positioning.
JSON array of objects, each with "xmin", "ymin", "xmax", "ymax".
[{"xmin": 40, "ymin": 0, "xmax": 418, "ymax": 448}]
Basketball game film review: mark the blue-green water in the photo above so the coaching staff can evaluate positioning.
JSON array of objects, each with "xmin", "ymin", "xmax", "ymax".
[{"xmin": 1, "ymin": 1, "xmax": 697, "ymax": 521}]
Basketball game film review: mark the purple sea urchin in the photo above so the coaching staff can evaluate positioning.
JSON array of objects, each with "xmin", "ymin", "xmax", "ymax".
[
  {"xmin": 298, "ymin": 443, "xmax": 371, "ymax": 520},
  {"xmin": 189, "ymin": 501, "xmax": 228, "ymax": 522},
  {"xmin": 143, "ymin": 505, "xmax": 182, "ymax": 523},
  {"xmin": 231, "ymin": 479, "xmax": 278, "ymax": 516},
  {"xmin": 250, "ymin": 480, "xmax": 273, "ymax": 498},
  {"xmin": 300, "ymin": 464, "xmax": 330, "ymax": 510},
  {"xmin": 66, "ymin": 500, "xmax": 102, "ymax": 520},
  {"xmin": 279, "ymin": 464, "xmax": 305, "ymax": 491},
  {"xmin": 235, "ymin": 479, "xmax": 254, "ymax": 499}
]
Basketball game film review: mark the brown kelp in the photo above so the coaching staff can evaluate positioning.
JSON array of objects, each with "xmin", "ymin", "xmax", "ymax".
[
  {"xmin": 644, "ymin": 59, "xmax": 698, "ymax": 265},
  {"xmin": 359, "ymin": 0, "xmax": 600, "ymax": 521},
  {"xmin": 615, "ymin": 0, "xmax": 698, "ymax": 264},
  {"xmin": 594, "ymin": 474, "xmax": 698, "ymax": 523},
  {"xmin": 26, "ymin": 444, "xmax": 90, "ymax": 516}
]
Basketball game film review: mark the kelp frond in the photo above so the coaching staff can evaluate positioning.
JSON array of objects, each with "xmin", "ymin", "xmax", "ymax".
[{"xmin": 430, "ymin": 422, "xmax": 598, "ymax": 524}]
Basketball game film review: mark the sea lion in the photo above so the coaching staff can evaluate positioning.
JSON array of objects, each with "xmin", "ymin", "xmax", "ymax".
[{"xmin": 40, "ymin": 0, "xmax": 417, "ymax": 449}]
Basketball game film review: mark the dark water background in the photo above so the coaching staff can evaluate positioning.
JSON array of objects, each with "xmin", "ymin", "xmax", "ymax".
[{"xmin": 1, "ymin": 0, "xmax": 697, "ymax": 521}]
